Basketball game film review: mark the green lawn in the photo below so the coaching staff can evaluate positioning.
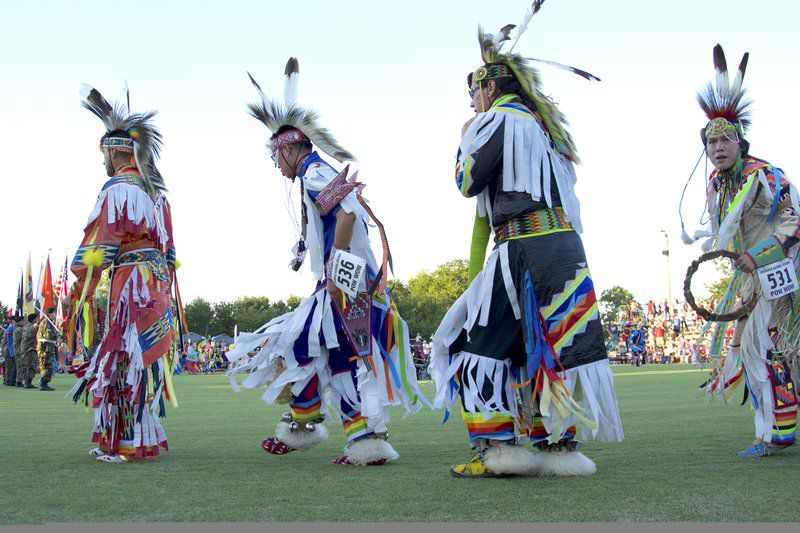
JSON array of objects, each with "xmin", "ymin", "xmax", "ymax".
[{"xmin": 1, "ymin": 364, "xmax": 798, "ymax": 523}]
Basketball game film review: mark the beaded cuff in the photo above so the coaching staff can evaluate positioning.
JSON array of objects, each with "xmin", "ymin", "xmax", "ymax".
[{"xmin": 744, "ymin": 235, "xmax": 785, "ymax": 268}]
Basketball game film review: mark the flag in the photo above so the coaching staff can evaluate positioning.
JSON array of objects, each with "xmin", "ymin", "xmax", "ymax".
[
  {"xmin": 35, "ymin": 255, "xmax": 45, "ymax": 308},
  {"xmin": 55, "ymin": 256, "xmax": 69, "ymax": 326},
  {"xmin": 54, "ymin": 256, "xmax": 68, "ymax": 299},
  {"xmin": 41, "ymin": 254, "xmax": 55, "ymax": 312},
  {"xmin": 23, "ymin": 252, "xmax": 34, "ymax": 316},
  {"xmin": 15, "ymin": 272, "xmax": 23, "ymax": 317}
]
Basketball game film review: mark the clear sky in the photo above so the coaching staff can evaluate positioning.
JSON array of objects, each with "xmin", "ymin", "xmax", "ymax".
[{"xmin": 1, "ymin": 0, "xmax": 798, "ymax": 309}]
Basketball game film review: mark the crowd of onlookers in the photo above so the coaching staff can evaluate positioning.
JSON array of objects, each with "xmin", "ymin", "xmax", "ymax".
[
  {"xmin": 175, "ymin": 340, "xmax": 230, "ymax": 375},
  {"xmin": 607, "ymin": 297, "xmax": 718, "ymax": 365},
  {"xmin": 5, "ymin": 300, "xmax": 717, "ymax": 384}
]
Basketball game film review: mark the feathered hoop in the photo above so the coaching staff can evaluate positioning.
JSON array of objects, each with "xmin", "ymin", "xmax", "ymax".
[
  {"xmin": 80, "ymin": 84, "xmax": 165, "ymax": 195},
  {"xmin": 246, "ymin": 57, "xmax": 355, "ymax": 163}
]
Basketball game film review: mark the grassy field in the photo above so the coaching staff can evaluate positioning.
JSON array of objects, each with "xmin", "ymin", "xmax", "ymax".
[{"xmin": 1, "ymin": 364, "xmax": 798, "ymax": 524}]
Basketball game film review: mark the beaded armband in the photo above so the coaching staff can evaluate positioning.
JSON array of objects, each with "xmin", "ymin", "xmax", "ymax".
[
  {"xmin": 743, "ymin": 235, "xmax": 786, "ymax": 268},
  {"xmin": 72, "ymin": 244, "xmax": 120, "ymax": 268},
  {"xmin": 314, "ymin": 165, "xmax": 363, "ymax": 215}
]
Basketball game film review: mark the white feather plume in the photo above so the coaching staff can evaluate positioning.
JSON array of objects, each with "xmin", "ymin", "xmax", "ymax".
[
  {"xmin": 730, "ymin": 53, "xmax": 749, "ymax": 98},
  {"xmin": 713, "ymin": 45, "xmax": 730, "ymax": 98},
  {"xmin": 283, "ymin": 57, "xmax": 300, "ymax": 108},
  {"xmin": 510, "ymin": 0, "xmax": 545, "ymax": 52}
]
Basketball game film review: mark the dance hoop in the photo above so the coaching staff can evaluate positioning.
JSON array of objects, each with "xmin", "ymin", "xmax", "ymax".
[{"xmin": 683, "ymin": 250, "xmax": 756, "ymax": 322}]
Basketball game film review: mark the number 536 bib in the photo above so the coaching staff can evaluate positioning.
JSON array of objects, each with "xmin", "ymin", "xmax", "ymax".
[{"xmin": 331, "ymin": 249, "xmax": 367, "ymax": 298}]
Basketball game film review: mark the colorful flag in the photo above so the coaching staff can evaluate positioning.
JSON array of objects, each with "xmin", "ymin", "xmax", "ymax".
[
  {"xmin": 35, "ymin": 255, "xmax": 45, "ymax": 308},
  {"xmin": 54, "ymin": 256, "xmax": 68, "ymax": 299},
  {"xmin": 41, "ymin": 254, "xmax": 55, "ymax": 312},
  {"xmin": 23, "ymin": 252, "xmax": 34, "ymax": 316},
  {"xmin": 55, "ymin": 256, "xmax": 69, "ymax": 326}
]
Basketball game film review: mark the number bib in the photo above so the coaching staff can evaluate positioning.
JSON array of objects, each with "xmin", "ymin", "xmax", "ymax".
[
  {"xmin": 757, "ymin": 258, "xmax": 799, "ymax": 301},
  {"xmin": 331, "ymin": 249, "xmax": 367, "ymax": 299}
]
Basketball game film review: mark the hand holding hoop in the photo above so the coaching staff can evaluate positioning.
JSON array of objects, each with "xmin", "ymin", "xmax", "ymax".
[{"xmin": 684, "ymin": 250, "xmax": 757, "ymax": 322}]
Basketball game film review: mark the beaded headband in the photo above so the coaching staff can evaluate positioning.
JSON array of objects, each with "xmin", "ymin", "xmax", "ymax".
[
  {"xmin": 269, "ymin": 129, "xmax": 308, "ymax": 154},
  {"xmin": 100, "ymin": 136, "xmax": 134, "ymax": 152},
  {"xmin": 467, "ymin": 64, "xmax": 513, "ymax": 87}
]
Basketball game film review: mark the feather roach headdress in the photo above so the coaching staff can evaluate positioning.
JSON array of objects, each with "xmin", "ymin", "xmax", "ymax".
[
  {"xmin": 469, "ymin": 0, "xmax": 599, "ymax": 162},
  {"xmin": 81, "ymin": 84, "xmax": 165, "ymax": 195},
  {"xmin": 697, "ymin": 44, "xmax": 751, "ymax": 148},
  {"xmin": 247, "ymin": 57, "xmax": 355, "ymax": 163}
]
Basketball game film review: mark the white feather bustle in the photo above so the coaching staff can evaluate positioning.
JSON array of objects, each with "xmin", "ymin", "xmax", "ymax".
[
  {"xmin": 343, "ymin": 438, "xmax": 399, "ymax": 465},
  {"xmin": 533, "ymin": 450, "xmax": 596, "ymax": 477},
  {"xmin": 274, "ymin": 421, "xmax": 329, "ymax": 451},
  {"xmin": 481, "ymin": 444, "xmax": 541, "ymax": 476}
]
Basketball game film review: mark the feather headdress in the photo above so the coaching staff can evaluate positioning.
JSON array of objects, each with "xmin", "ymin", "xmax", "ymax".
[
  {"xmin": 697, "ymin": 44, "xmax": 751, "ymax": 141},
  {"xmin": 470, "ymin": 0, "xmax": 599, "ymax": 162},
  {"xmin": 247, "ymin": 57, "xmax": 355, "ymax": 163},
  {"xmin": 81, "ymin": 84, "xmax": 166, "ymax": 195}
]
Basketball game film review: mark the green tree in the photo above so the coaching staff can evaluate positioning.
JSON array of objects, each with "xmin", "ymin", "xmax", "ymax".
[
  {"xmin": 0, "ymin": 300, "xmax": 9, "ymax": 324},
  {"xmin": 599, "ymin": 286, "xmax": 636, "ymax": 340},
  {"xmin": 232, "ymin": 296, "xmax": 273, "ymax": 332},
  {"xmin": 184, "ymin": 297, "xmax": 214, "ymax": 336},
  {"xmin": 211, "ymin": 300, "xmax": 236, "ymax": 336},
  {"xmin": 93, "ymin": 270, "xmax": 110, "ymax": 311},
  {"xmin": 392, "ymin": 259, "xmax": 468, "ymax": 338},
  {"xmin": 705, "ymin": 258, "xmax": 733, "ymax": 304},
  {"xmin": 286, "ymin": 295, "xmax": 302, "ymax": 311}
]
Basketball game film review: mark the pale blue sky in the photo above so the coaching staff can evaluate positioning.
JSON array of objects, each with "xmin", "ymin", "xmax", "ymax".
[{"xmin": 1, "ymin": 0, "xmax": 798, "ymax": 308}]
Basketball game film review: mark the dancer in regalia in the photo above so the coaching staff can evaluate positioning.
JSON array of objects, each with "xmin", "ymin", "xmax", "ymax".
[
  {"xmin": 682, "ymin": 45, "xmax": 798, "ymax": 457},
  {"xmin": 227, "ymin": 58, "xmax": 426, "ymax": 466},
  {"xmin": 67, "ymin": 85, "xmax": 181, "ymax": 463},
  {"xmin": 429, "ymin": 2, "xmax": 623, "ymax": 478}
]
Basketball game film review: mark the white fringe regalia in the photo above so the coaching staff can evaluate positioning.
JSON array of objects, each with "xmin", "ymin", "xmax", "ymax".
[
  {"xmin": 430, "ymin": 98, "xmax": 623, "ymax": 445},
  {"xmin": 227, "ymin": 156, "xmax": 425, "ymax": 435},
  {"xmin": 701, "ymin": 161, "xmax": 800, "ymax": 443}
]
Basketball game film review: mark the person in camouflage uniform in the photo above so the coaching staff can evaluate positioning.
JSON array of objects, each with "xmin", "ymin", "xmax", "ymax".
[
  {"xmin": 13, "ymin": 315, "xmax": 25, "ymax": 387},
  {"xmin": 37, "ymin": 307, "xmax": 58, "ymax": 391},
  {"xmin": 2, "ymin": 319, "xmax": 14, "ymax": 386},
  {"xmin": 18, "ymin": 314, "xmax": 39, "ymax": 389}
]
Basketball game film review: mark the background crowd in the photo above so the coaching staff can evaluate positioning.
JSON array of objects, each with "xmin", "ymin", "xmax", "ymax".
[{"xmin": 606, "ymin": 298, "xmax": 719, "ymax": 366}]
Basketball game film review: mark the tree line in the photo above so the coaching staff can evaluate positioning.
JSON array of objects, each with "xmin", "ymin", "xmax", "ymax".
[{"xmin": 183, "ymin": 259, "xmax": 469, "ymax": 339}]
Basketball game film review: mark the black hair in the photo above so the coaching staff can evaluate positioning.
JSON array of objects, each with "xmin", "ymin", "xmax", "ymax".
[
  {"xmin": 473, "ymin": 63, "xmax": 537, "ymax": 113},
  {"xmin": 100, "ymin": 129, "xmax": 131, "ymax": 143}
]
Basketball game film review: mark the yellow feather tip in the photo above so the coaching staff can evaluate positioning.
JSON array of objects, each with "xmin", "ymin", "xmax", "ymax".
[{"xmin": 174, "ymin": 259, "xmax": 181, "ymax": 270}]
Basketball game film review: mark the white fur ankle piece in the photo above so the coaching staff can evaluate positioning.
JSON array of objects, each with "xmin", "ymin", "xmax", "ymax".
[
  {"xmin": 275, "ymin": 421, "xmax": 329, "ymax": 451},
  {"xmin": 344, "ymin": 438, "xmax": 400, "ymax": 465},
  {"xmin": 481, "ymin": 443, "xmax": 541, "ymax": 475},
  {"xmin": 534, "ymin": 450, "xmax": 596, "ymax": 477}
]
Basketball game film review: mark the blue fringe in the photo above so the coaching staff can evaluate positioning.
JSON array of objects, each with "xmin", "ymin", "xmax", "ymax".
[{"xmin": 522, "ymin": 270, "xmax": 555, "ymax": 378}]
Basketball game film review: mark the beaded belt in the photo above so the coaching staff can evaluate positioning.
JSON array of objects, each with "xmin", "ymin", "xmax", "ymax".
[
  {"xmin": 495, "ymin": 207, "xmax": 573, "ymax": 241},
  {"xmin": 114, "ymin": 248, "xmax": 170, "ymax": 282}
]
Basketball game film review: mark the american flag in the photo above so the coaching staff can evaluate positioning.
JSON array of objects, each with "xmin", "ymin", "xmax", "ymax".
[
  {"xmin": 55, "ymin": 256, "xmax": 69, "ymax": 325},
  {"xmin": 54, "ymin": 256, "xmax": 68, "ymax": 299}
]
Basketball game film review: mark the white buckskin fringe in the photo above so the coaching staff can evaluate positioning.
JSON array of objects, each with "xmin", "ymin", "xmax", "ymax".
[
  {"xmin": 459, "ymin": 108, "xmax": 583, "ymax": 233},
  {"xmin": 228, "ymin": 285, "xmax": 428, "ymax": 423},
  {"xmin": 561, "ymin": 359, "xmax": 624, "ymax": 443}
]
